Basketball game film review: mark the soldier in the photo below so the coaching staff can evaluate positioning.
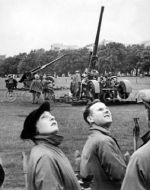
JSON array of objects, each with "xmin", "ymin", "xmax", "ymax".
[
  {"xmin": 30, "ymin": 74, "xmax": 43, "ymax": 104},
  {"xmin": 81, "ymin": 72, "xmax": 88, "ymax": 98},
  {"xmin": 42, "ymin": 75, "xmax": 54, "ymax": 101},
  {"xmin": 5, "ymin": 74, "xmax": 17, "ymax": 93},
  {"xmin": 42, "ymin": 75, "xmax": 48, "ymax": 100},
  {"xmin": 71, "ymin": 71, "xmax": 81, "ymax": 99}
]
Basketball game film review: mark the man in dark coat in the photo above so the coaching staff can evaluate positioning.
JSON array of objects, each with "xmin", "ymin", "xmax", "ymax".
[{"xmin": 80, "ymin": 99, "xmax": 126, "ymax": 190}]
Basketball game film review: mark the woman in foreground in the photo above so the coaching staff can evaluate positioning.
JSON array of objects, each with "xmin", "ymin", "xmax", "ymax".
[{"xmin": 20, "ymin": 101, "xmax": 80, "ymax": 190}]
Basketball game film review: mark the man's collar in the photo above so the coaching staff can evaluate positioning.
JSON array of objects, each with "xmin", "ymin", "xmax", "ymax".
[{"xmin": 89, "ymin": 125, "xmax": 111, "ymax": 136}]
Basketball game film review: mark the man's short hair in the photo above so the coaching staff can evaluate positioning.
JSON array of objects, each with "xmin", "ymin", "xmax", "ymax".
[{"xmin": 83, "ymin": 99, "xmax": 101, "ymax": 124}]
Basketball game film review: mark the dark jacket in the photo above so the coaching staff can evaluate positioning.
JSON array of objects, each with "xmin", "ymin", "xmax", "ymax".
[
  {"xmin": 121, "ymin": 131, "xmax": 150, "ymax": 190},
  {"xmin": 80, "ymin": 126, "xmax": 126, "ymax": 190}
]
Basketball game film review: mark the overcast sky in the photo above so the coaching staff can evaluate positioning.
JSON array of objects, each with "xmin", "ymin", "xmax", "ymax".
[{"xmin": 0, "ymin": 0, "xmax": 150, "ymax": 57}]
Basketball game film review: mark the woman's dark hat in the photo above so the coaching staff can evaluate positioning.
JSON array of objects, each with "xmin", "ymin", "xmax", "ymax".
[{"xmin": 20, "ymin": 101, "xmax": 50, "ymax": 140}]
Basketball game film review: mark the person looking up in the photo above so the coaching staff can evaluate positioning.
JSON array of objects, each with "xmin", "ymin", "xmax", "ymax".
[
  {"xmin": 20, "ymin": 101, "xmax": 81, "ymax": 190},
  {"xmin": 80, "ymin": 99, "xmax": 126, "ymax": 190}
]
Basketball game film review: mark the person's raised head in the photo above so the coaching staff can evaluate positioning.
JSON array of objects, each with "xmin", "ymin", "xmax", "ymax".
[
  {"xmin": 83, "ymin": 99, "xmax": 112, "ymax": 128},
  {"xmin": 75, "ymin": 70, "xmax": 80, "ymax": 73},
  {"xmin": 34, "ymin": 74, "xmax": 40, "ymax": 80},
  {"xmin": 20, "ymin": 101, "xmax": 58, "ymax": 140}
]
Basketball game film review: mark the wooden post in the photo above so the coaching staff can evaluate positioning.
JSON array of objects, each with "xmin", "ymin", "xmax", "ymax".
[
  {"xmin": 133, "ymin": 118, "xmax": 140, "ymax": 152},
  {"xmin": 124, "ymin": 151, "xmax": 130, "ymax": 164},
  {"xmin": 147, "ymin": 108, "xmax": 150, "ymax": 128},
  {"xmin": 22, "ymin": 152, "xmax": 28, "ymax": 190},
  {"xmin": 143, "ymin": 101, "xmax": 150, "ymax": 128}
]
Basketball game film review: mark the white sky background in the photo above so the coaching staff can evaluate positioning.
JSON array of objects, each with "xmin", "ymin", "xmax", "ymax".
[{"xmin": 0, "ymin": 0, "xmax": 150, "ymax": 57}]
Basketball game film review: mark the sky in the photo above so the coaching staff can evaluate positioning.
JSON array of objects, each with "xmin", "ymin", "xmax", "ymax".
[{"xmin": 0, "ymin": 0, "xmax": 150, "ymax": 57}]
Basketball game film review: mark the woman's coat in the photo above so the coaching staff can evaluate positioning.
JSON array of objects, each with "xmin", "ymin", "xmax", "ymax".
[{"xmin": 28, "ymin": 143, "xmax": 81, "ymax": 190}]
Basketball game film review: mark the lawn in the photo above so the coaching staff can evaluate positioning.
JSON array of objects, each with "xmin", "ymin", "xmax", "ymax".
[
  {"xmin": 0, "ymin": 99, "xmax": 149, "ymax": 189},
  {"xmin": 0, "ymin": 76, "xmax": 149, "ymax": 189}
]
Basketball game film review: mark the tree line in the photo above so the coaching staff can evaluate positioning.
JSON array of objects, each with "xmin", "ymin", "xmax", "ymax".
[{"xmin": 0, "ymin": 42, "xmax": 150, "ymax": 77}]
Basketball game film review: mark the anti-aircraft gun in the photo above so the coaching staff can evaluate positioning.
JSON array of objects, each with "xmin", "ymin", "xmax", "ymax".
[
  {"xmin": 85, "ymin": 6, "xmax": 104, "ymax": 100},
  {"xmin": 71, "ymin": 6, "xmax": 132, "ymax": 104},
  {"xmin": 71, "ymin": 6, "xmax": 104, "ymax": 104},
  {"xmin": 19, "ymin": 54, "xmax": 66, "ymax": 89}
]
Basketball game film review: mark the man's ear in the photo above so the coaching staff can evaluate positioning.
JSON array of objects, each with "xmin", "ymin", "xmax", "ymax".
[{"xmin": 87, "ymin": 115, "xmax": 94, "ymax": 124}]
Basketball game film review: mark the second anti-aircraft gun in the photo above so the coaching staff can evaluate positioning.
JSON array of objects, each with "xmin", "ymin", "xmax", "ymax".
[
  {"xmin": 71, "ymin": 6, "xmax": 132, "ymax": 104},
  {"xmin": 19, "ymin": 54, "xmax": 66, "ymax": 90}
]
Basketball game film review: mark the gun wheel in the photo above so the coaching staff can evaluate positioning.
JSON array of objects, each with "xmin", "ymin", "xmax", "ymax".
[
  {"xmin": 5, "ymin": 91, "xmax": 17, "ymax": 102},
  {"xmin": 118, "ymin": 80, "xmax": 131, "ymax": 99}
]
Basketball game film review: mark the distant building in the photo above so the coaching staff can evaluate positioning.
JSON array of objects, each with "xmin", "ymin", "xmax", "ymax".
[{"xmin": 51, "ymin": 43, "xmax": 79, "ymax": 51}]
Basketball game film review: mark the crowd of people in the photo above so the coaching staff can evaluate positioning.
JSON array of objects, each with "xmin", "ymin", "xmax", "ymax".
[
  {"xmin": 70, "ymin": 69, "xmax": 119, "ymax": 101},
  {"xmin": 29, "ymin": 74, "xmax": 55, "ymax": 104},
  {"xmin": 5, "ymin": 73, "xmax": 55, "ymax": 104},
  {"xmin": 5, "ymin": 70, "xmax": 119, "ymax": 104},
  {"xmin": 1, "ymin": 97, "xmax": 150, "ymax": 190}
]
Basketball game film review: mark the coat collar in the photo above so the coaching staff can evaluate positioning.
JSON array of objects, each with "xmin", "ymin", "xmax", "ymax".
[
  {"xmin": 89, "ymin": 125, "xmax": 111, "ymax": 136},
  {"xmin": 89, "ymin": 125, "xmax": 121, "ymax": 150},
  {"xmin": 33, "ymin": 133, "xmax": 63, "ymax": 146}
]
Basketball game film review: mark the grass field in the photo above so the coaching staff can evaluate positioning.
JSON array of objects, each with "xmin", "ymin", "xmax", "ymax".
[{"xmin": 0, "ymin": 76, "xmax": 150, "ymax": 189}]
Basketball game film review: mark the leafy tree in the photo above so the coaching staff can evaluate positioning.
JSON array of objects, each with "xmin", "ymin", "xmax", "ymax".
[{"xmin": 0, "ymin": 43, "xmax": 150, "ymax": 77}]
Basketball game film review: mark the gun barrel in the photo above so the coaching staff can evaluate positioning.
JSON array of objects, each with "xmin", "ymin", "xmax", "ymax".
[
  {"xmin": 31, "ymin": 66, "xmax": 41, "ymax": 73},
  {"xmin": 31, "ymin": 54, "xmax": 67, "ymax": 74},
  {"xmin": 88, "ymin": 6, "xmax": 104, "ymax": 72},
  {"xmin": 92, "ymin": 6, "xmax": 104, "ymax": 56}
]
